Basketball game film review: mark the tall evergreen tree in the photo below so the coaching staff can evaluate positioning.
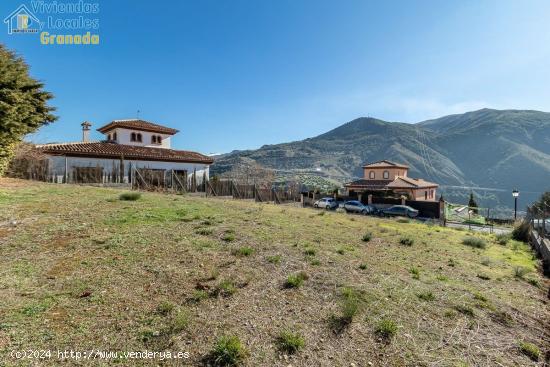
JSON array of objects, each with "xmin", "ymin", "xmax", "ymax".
[
  {"xmin": 0, "ymin": 44, "xmax": 56, "ymax": 176},
  {"xmin": 468, "ymin": 191, "xmax": 479, "ymax": 213}
]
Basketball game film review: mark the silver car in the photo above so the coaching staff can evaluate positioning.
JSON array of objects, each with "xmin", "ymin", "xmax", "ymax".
[
  {"xmin": 314, "ymin": 197, "xmax": 338, "ymax": 209},
  {"xmin": 343, "ymin": 200, "xmax": 375, "ymax": 214}
]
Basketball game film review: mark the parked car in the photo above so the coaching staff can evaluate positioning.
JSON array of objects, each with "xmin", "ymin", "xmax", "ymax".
[
  {"xmin": 314, "ymin": 197, "xmax": 338, "ymax": 209},
  {"xmin": 342, "ymin": 200, "xmax": 377, "ymax": 215},
  {"xmin": 380, "ymin": 205, "xmax": 419, "ymax": 218}
]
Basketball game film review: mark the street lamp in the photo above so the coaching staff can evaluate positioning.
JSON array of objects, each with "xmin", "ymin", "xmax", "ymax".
[{"xmin": 512, "ymin": 189, "xmax": 519, "ymax": 220}]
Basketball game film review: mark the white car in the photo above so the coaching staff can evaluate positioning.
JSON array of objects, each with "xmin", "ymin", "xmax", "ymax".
[{"xmin": 314, "ymin": 197, "xmax": 338, "ymax": 210}]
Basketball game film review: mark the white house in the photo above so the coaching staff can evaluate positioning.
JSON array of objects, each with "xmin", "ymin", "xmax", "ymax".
[{"xmin": 37, "ymin": 119, "xmax": 213, "ymax": 188}]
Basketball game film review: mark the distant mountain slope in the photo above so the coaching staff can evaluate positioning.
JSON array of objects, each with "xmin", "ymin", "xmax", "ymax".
[{"xmin": 212, "ymin": 109, "xmax": 550, "ymax": 210}]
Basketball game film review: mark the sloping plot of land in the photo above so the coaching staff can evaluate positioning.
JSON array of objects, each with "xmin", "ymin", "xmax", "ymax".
[{"xmin": 0, "ymin": 179, "xmax": 548, "ymax": 366}]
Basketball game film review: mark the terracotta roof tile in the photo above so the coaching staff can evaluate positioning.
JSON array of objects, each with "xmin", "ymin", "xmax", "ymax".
[
  {"xmin": 38, "ymin": 142, "xmax": 213, "ymax": 164},
  {"xmin": 362, "ymin": 160, "xmax": 409, "ymax": 169},
  {"xmin": 386, "ymin": 176, "xmax": 438, "ymax": 189},
  {"xmin": 344, "ymin": 179, "xmax": 393, "ymax": 188},
  {"xmin": 97, "ymin": 119, "xmax": 179, "ymax": 135}
]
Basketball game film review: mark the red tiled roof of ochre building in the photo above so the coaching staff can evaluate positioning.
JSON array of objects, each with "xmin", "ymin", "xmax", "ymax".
[
  {"xmin": 38, "ymin": 142, "xmax": 214, "ymax": 164},
  {"xmin": 97, "ymin": 119, "xmax": 179, "ymax": 135}
]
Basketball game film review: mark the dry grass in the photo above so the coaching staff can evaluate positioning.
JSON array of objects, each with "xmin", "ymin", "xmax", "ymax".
[{"xmin": 0, "ymin": 179, "xmax": 549, "ymax": 366}]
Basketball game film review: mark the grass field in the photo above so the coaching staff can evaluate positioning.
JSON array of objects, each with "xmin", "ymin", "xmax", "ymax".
[{"xmin": 0, "ymin": 179, "xmax": 548, "ymax": 366}]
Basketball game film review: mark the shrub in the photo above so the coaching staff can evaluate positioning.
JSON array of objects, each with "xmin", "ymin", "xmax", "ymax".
[
  {"xmin": 215, "ymin": 280, "xmax": 236, "ymax": 297},
  {"xmin": 409, "ymin": 267, "xmax": 420, "ymax": 280},
  {"xmin": 196, "ymin": 227, "xmax": 213, "ymax": 236},
  {"xmin": 518, "ymin": 341, "xmax": 540, "ymax": 361},
  {"xmin": 119, "ymin": 192, "xmax": 141, "ymax": 201},
  {"xmin": 233, "ymin": 247, "xmax": 254, "ymax": 257},
  {"xmin": 156, "ymin": 301, "xmax": 174, "ymax": 316},
  {"xmin": 454, "ymin": 305, "xmax": 475, "ymax": 317},
  {"xmin": 284, "ymin": 272, "xmax": 308, "ymax": 288},
  {"xmin": 303, "ymin": 248, "xmax": 316, "ymax": 256},
  {"xmin": 495, "ymin": 233, "xmax": 510, "ymax": 245},
  {"xmin": 276, "ymin": 330, "xmax": 305, "ymax": 354},
  {"xmin": 375, "ymin": 319, "xmax": 398, "ymax": 339},
  {"xmin": 399, "ymin": 236, "xmax": 414, "ymax": 246},
  {"xmin": 267, "ymin": 255, "xmax": 281, "ymax": 264},
  {"xmin": 473, "ymin": 292, "xmax": 487, "ymax": 302},
  {"xmin": 462, "ymin": 236, "xmax": 487, "ymax": 249},
  {"xmin": 480, "ymin": 258, "xmax": 491, "ymax": 266},
  {"xmin": 417, "ymin": 291, "xmax": 435, "ymax": 301},
  {"xmin": 191, "ymin": 290, "xmax": 209, "ymax": 302},
  {"xmin": 222, "ymin": 232, "xmax": 236, "ymax": 242},
  {"xmin": 512, "ymin": 221, "xmax": 530, "ymax": 242},
  {"xmin": 170, "ymin": 309, "xmax": 189, "ymax": 333},
  {"xmin": 211, "ymin": 336, "xmax": 248, "ymax": 366},
  {"xmin": 527, "ymin": 278, "xmax": 540, "ymax": 288},
  {"xmin": 513, "ymin": 266, "xmax": 530, "ymax": 279},
  {"xmin": 336, "ymin": 248, "xmax": 345, "ymax": 255},
  {"xmin": 309, "ymin": 258, "xmax": 320, "ymax": 266},
  {"xmin": 362, "ymin": 232, "xmax": 372, "ymax": 242},
  {"xmin": 359, "ymin": 263, "xmax": 368, "ymax": 270}
]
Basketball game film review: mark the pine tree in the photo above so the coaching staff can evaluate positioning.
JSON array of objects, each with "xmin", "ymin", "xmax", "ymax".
[
  {"xmin": 468, "ymin": 192, "xmax": 479, "ymax": 214},
  {"xmin": 0, "ymin": 44, "xmax": 57, "ymax": 176}
]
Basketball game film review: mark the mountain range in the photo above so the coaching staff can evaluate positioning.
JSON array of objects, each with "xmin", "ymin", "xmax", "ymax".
[{"xmin": 212, "ymin": 109, "xmax": 550, "ymax": 213}]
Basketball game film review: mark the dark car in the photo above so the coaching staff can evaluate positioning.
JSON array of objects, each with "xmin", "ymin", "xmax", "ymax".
[
  {"xmin": 380, "ymin": 205, "xmax": 419, "ymax": 218},
  {"xmin": 313, "ymin": 197, "xmax": 338, "ymax": 209},
  {"xmin": 342, "ymin": 200, "xmax": 377, "ymax": 215}
]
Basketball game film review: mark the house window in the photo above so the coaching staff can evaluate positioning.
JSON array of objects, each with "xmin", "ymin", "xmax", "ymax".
[
  {"xmin": 131, "ymin": 132, "xmax": 136, "ymax": 142},
  {"xmin": 151, "ymin": 135, "xmax": 157, "ymax": 144},
  {"xmin": 425, "ymin": 191, "xmax": 428, "ymax": 200},
  {"xmin": 113, "ymin": 132, "xmax": 117, "ymax": 141},
  {"xmin": 107, "ymin": 133, "xmax": 111, "ymax": 141},
  {"xmin": 383, "ymin": 170, "xmax": 389, "ymax": 179},
  {"xmin": 156, "ymin": 136, "xmax": 162, "ymax": 144},
  {"xmin": 369, "ymin": 171, "xmax": 375, "ymax": 179},
  {"xmin": 136, "ymin": 133, "xmax": 142, "ymax": 142}
]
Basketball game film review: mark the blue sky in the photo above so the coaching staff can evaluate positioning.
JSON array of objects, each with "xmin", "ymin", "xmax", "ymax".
[{"xmin": 1, "ymin": 0, "xmax": 550, "ymax": 154}]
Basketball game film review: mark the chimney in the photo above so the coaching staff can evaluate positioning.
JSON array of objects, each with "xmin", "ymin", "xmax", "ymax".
[{"xmin": 81, "ymin": 121, "xmax": 92, "ymax": 142}]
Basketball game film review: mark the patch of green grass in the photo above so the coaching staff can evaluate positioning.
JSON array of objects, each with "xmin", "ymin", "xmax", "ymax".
[
  {"xmin": 222, "ymin": 231, "xmax": 236, "ymax": 242},
  {"xmin": 309, "ymin": 258, "xmax": 320, "ymax": 266},
  {"xmin": 233, "ymin": 246, "xmax": 254, "ymax": 257},
  {"xmin": 417, "ymin": 291, "xmax": 435, "ymax": 301},
  {"xmin": 495, "ymin": 233, "xmax": 510, "ymax": 245},
  {"xmin": 215, "ymin": 280, "xmax": 237, "ymax": 297},
  {"xmin": 196, "ymin": 227, "xmax": 213, "ymax": 236},
  {"xmin": 409, "ymin": 267, "xmax": 420, "ymax": 280},
  {"xmin": 462, "ymin": 236, "xmax": 487, "ymax": 249},
  {"xmin": 211, "ymin": 335, "xmax": 248, "ymax": 366},
  {"xmin": 454, "ymin": 305, "xmax": 475, "ymax": 317},
  {"xmin": 336, "ymin": 247, "xmax": 345, "ymax": 255},
  {"xmin": 284, "ymin": 272, "xmax": 308, "ymax": 289},
  {"xmin": 191, "ymin": 290, "xmax": 209, "ymax": 303},
  {"xmin": 156, "ymin": 301, "xmax": 175, "ymax": 316},
  {"xmin": 518, "ymin": 341, "xmax": 540, "ymax": 361},
  {"xmin": 362, "ymin": 232, "xmax": 372, "ymax": 242},
  {"xmin": 513, "ymin": 266, "xmax": 530, "ymax": 279},
  {"xmin": 170, "ymin": 308, "xmax": 189, "ymax": 333},
  {"xmin": 303, "ymin": 248, "xmax": 316, "ymax": 256},
  {"xmin": 119, "ymin": 192, "xmax": 141, "ymax": 201},
  {"xmin": 399, "ymin": 236, "xmax": 414, "ymax": 246},
  {"xmin": 375, "ymin": 318, "xmax": 398, "ymax": 339},
  {"xmin": 473, "ymin": 292, "xmax": 487, "ymax": 302},
  {"xmin": 276, "ymin": 330, "xmax": 305, "ymax": 354},
  {"xmin": 396, "ymin": 218, "xmax": 410, "ymax": 223},
  {"xmin": 267, "ymin": 255, "xmax": 281, "ymax": 264}
]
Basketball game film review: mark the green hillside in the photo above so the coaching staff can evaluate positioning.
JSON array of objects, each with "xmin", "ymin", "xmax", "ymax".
[{"xmin": 212, "ymin": 109, "xmax": 550, "ymax": 212}]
